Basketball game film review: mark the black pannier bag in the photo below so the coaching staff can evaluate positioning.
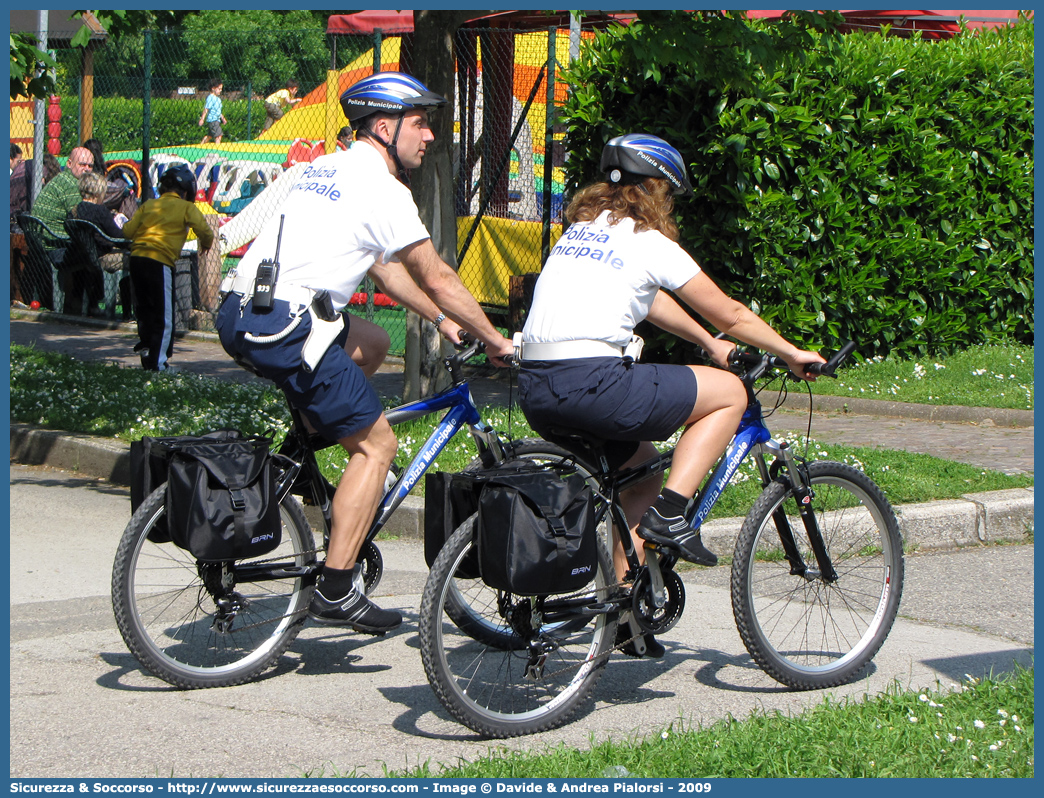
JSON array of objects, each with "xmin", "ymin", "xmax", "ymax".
[
  {"xmin": 130, "ymin": 429, "xmax": 248, "ymax": 542},
  {"xmin": 130, "ymin": 429, "xmax": 249, "ymax": 543},
  {"xmin": 475, "ymin": 462, "xmax": 598, "ymax": 596},
  {"xmin": 129, "ymin": 430, "xmax": 281, "ymax": 560},
  {"xmin": 423, "ymin": 471, "xmax": 483, "ymax": 579}
]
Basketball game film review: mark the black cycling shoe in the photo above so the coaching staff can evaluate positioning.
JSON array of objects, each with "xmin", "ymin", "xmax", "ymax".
[
  {"xmin": 637, "ymin": 506, "xmax": 718, "ymax": 566},
  {"xmin": 615, "ymin": 625, "xmax": 666, "ymax": 659},
  {"xmin": 308, "ymin": 588, "xmax": 402, "ymax": 634}
]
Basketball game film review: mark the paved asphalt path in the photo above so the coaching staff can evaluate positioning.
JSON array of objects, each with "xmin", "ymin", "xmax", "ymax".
[{"xmin": 9, "ymin": 463, "xmax": 1034, "ymax": 779}]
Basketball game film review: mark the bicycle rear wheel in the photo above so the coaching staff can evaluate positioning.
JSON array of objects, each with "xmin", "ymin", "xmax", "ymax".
[
  {"xmin": 112, "ymin": 485, "xmax": 319, "ymax": 688},
  {"xmin": 446, "ymin": 439, "xmax": 601, "ymax": 648},
  {"xmin": 420, "ymin": 514, "xmax": 617, "ymax": 738},
  {"xmin": 731, "ymin": 461, "xmax": 904, "ymax": 689}
]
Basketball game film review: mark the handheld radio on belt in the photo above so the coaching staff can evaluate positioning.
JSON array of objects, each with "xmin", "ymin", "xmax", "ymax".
[{"xmin": 251, "ymin": 214, "xmax": 285, "ymax": 312}]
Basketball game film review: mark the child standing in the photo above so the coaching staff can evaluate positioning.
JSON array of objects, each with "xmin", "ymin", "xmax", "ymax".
[
  {"xmin": 122, "ymin": 165, "xmax": 215, "ymax": 370},
  {"xmin": 198, "ymin": 79, "xmax": 228, "ymax": 144}
]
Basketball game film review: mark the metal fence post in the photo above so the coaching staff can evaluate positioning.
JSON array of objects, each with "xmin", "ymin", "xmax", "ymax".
[
  {"xmin": 245, "ymin": 80, "xmax": 252, "ymax": 140},
  {"xmin": 541, "ymin": 26, "xmax": 557, "ymax": 264},
  {"xmin": 141, "ymin": 29, "xmax": 152, "ymax": 199},
  {"xmin": 363, "ymin": 28, "xmax": 383, "ymax": 323}
]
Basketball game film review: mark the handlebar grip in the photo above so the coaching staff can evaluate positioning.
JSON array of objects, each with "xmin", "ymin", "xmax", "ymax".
[{"xmin": 805, "ymin": 340, "xmax": 856, "ymax": 377}]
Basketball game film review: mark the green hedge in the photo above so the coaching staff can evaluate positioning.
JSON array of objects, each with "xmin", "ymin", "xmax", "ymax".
[
  {"xmin": 58, "ymin": 96, "xmax": 270, "ymax": 154},
  {"xmin": 562, "ymin": 22, "xmax": 1033, "ymax": 359}
]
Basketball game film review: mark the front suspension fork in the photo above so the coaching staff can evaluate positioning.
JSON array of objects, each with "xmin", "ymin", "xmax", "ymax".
[{"xmin": 757, "ymin": 443, "xmax": 838, "ymax": 583}]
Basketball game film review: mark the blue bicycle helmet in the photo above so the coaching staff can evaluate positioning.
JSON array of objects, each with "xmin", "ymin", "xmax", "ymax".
[
  {"xmin": 157, "ymin": 163, "xmax": 197, "ymax": 200},
  {"xmin": 600, "ymin": 133, "xmax": 693, "ymax": 197},
  {"xmin": 339, "ymin": 71, "xmax": 447, "ymax": 124}
]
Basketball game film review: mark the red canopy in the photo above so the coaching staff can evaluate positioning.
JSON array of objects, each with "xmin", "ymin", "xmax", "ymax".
[
  {"xmin": 327, "ymin": 11, "xmax": 415, "ymax": 35},
  {"xmin": 327, "ymin": 9, "xmax": 1026, "ymax": 39},
  {"xmin": 327, "ymin": 10, "xmax": 636, "ymax": 35},
  {"xmin": 745, "ymin": 10, "xmax": 1026, "ymax": 38}
]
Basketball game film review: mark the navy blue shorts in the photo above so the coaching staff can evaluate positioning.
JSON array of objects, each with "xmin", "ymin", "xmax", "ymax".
[
  {"xmin": 217, "ymin": 295, "xmax": 384, "ymax": 442},
  {"xmin": 518, "ymin": 357, "xmax": 698, "ymax": 470}
]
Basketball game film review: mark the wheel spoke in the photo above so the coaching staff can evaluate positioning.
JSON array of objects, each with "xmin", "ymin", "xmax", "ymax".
[
  {"xmin": 112, "ymin": 489, "xmax": 318, "ymax": 688},
  {"xmin": 732, "ymin": 462, "xmax": 903, "ymax": 688}
]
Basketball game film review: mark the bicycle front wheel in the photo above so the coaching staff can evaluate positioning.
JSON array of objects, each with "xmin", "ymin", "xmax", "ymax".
[
  {"xmin": 112, "ymin": 486, "xmax": 319, "ymax": 689},
  {"xmin": 731, "ymin": 461, "xmax": 904, "ymax": 689},
  {"xmin": 420, "ymin": 514, "xmax": 617, "ymax": 738}
]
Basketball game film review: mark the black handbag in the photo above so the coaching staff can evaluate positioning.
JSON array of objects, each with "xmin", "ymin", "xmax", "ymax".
[
  {"xmin": 130, "ymin": 430, "xmax": 281, "ymax": 560},
  {"xmin": 475, "ymin": 462, "xmax": 598, "ymax": 596}
]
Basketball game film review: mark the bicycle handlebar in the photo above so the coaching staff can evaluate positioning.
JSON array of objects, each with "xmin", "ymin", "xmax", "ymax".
[
  {"xmin": 724, "ymin": 340, "xmax": 857, "ymax": 384},
  {"xmin": 444, "ymin": 332, "xmax": 517, "ymax": 383},
  {"xmin": 804, "ymin": 340, "xmax": 856, "ymax": 377}
]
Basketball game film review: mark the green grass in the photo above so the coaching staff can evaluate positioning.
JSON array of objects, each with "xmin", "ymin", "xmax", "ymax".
[
  {"xmin": 9, "ymin": 344, "xmax": 1032, "ymax": 508},
  {"xmin": 384, "ymin": 668, "xmax": 1034, "ymax": 778},
  {"xmin": 809, "ymin": 343, "xmax": 1033, "ymax": 410}
]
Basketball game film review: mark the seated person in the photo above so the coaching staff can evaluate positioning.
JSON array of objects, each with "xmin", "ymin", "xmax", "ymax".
[
  {"xmin": 31, "ymin": 146, "xmax": 94, "ymax": 236},
  {"xmin": 72, "ymin": 171, "xmax": 128, "ymax": 273},
  {"xmin": 83, "ymin": 137, "xmax": 138, "ymax": 218}
]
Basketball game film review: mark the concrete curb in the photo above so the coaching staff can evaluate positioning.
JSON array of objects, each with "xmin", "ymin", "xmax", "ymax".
[
  {"xmin": 11, "ymin": 423, "xmax": 1033, "ymax": 551},
  {"xmin": 782, "ymin": 393, "xmax": 1034, "ymax": 428}
]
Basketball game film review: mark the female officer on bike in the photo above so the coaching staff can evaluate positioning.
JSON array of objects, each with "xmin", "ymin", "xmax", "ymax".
[
  {"xmin": 218, "ymin": 72, "xmax": 513, "ymax": 635},
  {"xmin": 517, "ymin": 134, "xmax": 823, "ymax": 637}
]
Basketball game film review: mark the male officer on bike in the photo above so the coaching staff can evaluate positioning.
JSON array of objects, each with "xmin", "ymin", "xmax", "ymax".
[{"xmin": 217, "ymin": 72, "xmax": 514, "ymax": 634}]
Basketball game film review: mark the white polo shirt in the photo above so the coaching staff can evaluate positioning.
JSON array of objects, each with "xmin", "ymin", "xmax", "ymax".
[
  {"xmin": 522, "ymin": 211, "xmax": 701, "ymax": 347},
  {"xmin": 237, "ymin": 142, "xmax": 430, "ymax": 311}
]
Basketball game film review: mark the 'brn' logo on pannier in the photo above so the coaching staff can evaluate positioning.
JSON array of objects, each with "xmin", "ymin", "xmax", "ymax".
[
  {"xmin": 251, "ymin": 533, "xmax": 275, "ymax": 545},
  {"xmin": 571, "ymin": 565, "xmax": 593, "ymax": 576}
]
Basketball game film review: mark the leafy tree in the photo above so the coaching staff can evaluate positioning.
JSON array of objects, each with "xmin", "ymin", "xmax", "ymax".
[
  {"xmin": 560, "ymin": 10, "xmax": 843, "ymax": 192},
  {"xmin": 180, "ymin": 10, "xmax": 330, "ymax": 95},
  {"xmin": 10, "ymin": 10, "xmax": 180, "ymax": 99},
  {"xmin": 10, "ymin": 32, "xmax": 57, "ymax": 100}
]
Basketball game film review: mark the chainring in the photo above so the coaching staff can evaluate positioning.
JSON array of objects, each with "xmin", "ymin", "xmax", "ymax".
[
  {"xmin": 631, "ymin": 567, "xmax": 685, "ymax": 634},
  {"xmin": 359, "ymin": 540, "xmax": 383, "ymax": 593}
]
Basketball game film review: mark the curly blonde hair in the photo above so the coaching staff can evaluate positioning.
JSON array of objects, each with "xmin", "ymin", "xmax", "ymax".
[{"xmin": 565, "ymin": 177, "xmax": 679, "ymax": 241}]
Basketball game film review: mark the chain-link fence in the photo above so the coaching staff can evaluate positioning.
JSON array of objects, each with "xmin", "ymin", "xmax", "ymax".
[{"xmin": 11, "ymin": 23, "xmax": 573, "ymax": 355}]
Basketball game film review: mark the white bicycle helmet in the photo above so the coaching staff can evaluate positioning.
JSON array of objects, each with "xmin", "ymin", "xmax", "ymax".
[
  {"xmin": 339, "ymin": 71, "xmax": 447, "ymax": 176},
  {"xmin": 339, "ymin": 71, "xmax": 447, "ymax": 123}
]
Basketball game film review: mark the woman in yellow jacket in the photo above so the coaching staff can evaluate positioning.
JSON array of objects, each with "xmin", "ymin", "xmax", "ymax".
[{"xmin": 123, "ymin": 165, "xmax": 215, "ymax": 370}]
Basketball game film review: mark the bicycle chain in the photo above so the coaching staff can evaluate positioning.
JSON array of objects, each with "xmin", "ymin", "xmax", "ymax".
[
  {"xmin": 496, "ymin": 577, "xmax": 659, "ymax": 683},
  {"xmin": 196, "ymin": 548, "xmax": 323, "ymax": 635}
]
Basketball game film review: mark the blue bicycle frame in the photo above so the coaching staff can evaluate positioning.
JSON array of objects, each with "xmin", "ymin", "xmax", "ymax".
[
  {"xmin": 687, "ymin": 403, "xmax": 773, "ymax": 532},
  {"xmin": 369, "ymin": 380, "xmax": 504, "ymax": 537}
]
